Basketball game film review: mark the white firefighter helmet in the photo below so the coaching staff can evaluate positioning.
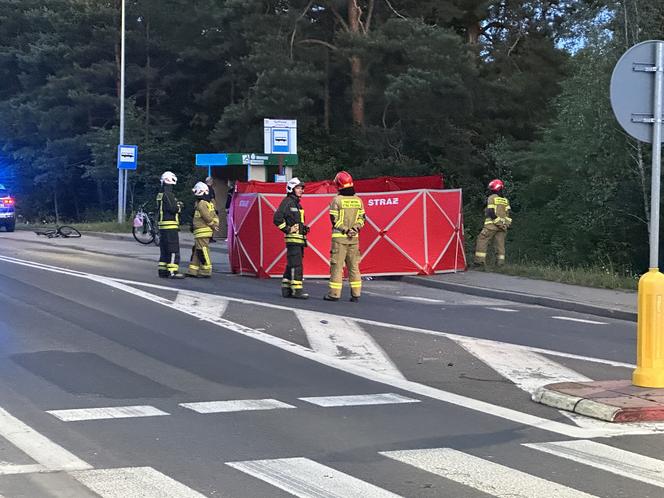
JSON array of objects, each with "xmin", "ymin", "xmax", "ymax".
[
  {"xmin": 286, "ymin": 177, "xmax": 304, "ymax": 193},
  {"xmin": 192, "ymin": 181, "xmax": 209, "ymax": 196},
  {"xmin": 160, "ymin": 171, "xmax": 177, "ymax": 185}
]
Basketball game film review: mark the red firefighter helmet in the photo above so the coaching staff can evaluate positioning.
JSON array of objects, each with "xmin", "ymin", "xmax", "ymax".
[
  {"xmin": 334, "ymin": 171, "xmax": 354, "ymax": 189},
  {"xmin": 488, "ymin": 179, "xmax": 504, "ymax": 192}
]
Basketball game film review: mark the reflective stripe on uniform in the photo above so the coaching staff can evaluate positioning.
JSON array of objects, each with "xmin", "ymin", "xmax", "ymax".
[
  {"xmin": 349, "ymin": 281, "xmax": 362, "ymax": 288},
  {"xmin": 329, "ymin": 282, "xmax": 343, "ymax": 289},
  {"xmin": 194, "ymin": 227, "xmax": 213, "ymax": 238}
]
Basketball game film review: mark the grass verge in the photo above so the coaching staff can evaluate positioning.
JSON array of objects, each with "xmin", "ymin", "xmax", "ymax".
[{"xmin": 490, "ymin": 263, "xmax": 638, "ymax": 291}]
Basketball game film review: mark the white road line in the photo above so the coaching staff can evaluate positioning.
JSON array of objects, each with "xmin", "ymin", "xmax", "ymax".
[
  {"xmin": 552, "ymin": 316, "xmax": 607, "ymax": 325},
  {"xmin": 524, "ymin": 440, "xmax": 664, "ymax": 488},
  {"xmin": 454, "ymin": 338, "xmax": 592, "ymax": 394},
  {"xmin": 380, "ymin": 447, "xmax": 597, "ymax": 498},
  {"xmin": 227, "ymin": 457, "xmax": 400, "ymax": 498},
  {"xmin": 47, "ymin": 405, "xmax": 169, "ymax": 422},
  {"xmin": 0, "ymin": 406, "xmax": 92, "ymax": 471},
  {"xmin": 114, "ymin": 278, "xmax": 634, "ymax": 369},
  {"xmin": 0, "ymin": 256, "xmax": 644, "ymax": 438},
  {"xmin": 299, "ymin": 393, "xmax": 420, "ymax": 407},
  {"xmin": 487, "ymin": 307, "xmax": 519, "ymax": 312},
  {"xmin": 295, "ymin": 309, "xmax": 406, "ymax": 379},
  {"xmin": 180, "ymin": 399, "xmax": 295, "ymax": 413},
  {"xmin": 0, "ymin": 463, "xmax": 45, "ymax": 475},
  {"xmin": 396, "ymin": 296, "xmax": 446, "ymax": 304},
  {"xmin": 173, "ymin": 292, "xmax": 229, "ymax": 318},
  {"xmin": 70, "ymin": 467, "xmax": 208, "ymax": 498}
]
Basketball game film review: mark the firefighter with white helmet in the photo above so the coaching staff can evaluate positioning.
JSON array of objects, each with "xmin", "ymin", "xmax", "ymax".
[
  {"xmin": 473, "ymin": 178, "xmax": 512, "ymax": 267},
  {"xmin": 273, "ymin": 177, "xmax": 309, "ymax": 299},
  {"xmin": 157, "ymin": 171, "xmax": 185, "ymax": 278},
  {"xmin": 324, "ymin": 171, "xmax": 365, "ymax": 302},
  {"xmin": 186, "ymin": 181, "xmax": 219, "ymax": 278}
]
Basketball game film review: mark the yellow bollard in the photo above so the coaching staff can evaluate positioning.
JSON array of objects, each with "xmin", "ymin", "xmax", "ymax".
[{"xmin": 633, "ymin": 268, "xmax": 664, "ymax": 387}]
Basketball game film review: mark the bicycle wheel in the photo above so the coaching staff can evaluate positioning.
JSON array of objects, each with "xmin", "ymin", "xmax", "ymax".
[
  {"xmin": 132, "ymin": 217, "xmax": 154, "ymax": 244},
  {"xmin": 58, "ymin": 226, "xmax": 81, "ymax": 238}
]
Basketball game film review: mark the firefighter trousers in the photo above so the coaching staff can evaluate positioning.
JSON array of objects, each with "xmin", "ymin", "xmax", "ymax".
[
  {"xmin": 187, "ymin": 237, "xmax": 212, "ymax": 277},
  {"xmin": 474, "ymin": 225, "xmax": 507, "ymax": 265},
  {"xmin": 327, "ymin": 239, "xmax": 361, "ymax": 299},
  {"xmin": 158, "ymin": 229, "xmax": 181, "ymax": 276},
  {"xmin": 282, "ymin": 244, "xmax": 305, "ymax": 293}
]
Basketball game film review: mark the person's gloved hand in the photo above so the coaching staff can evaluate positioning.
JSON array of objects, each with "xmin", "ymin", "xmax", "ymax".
[
  {"xmin": 347, "ymin": 228, "xmax": 358, "ymax": 238},
  {"xmin": 289, "ymin": 225, "xmax": 299, "ymax": 234},
  {"xmin": 302, "ymin": 225, "xmax": 310, "ymax": 235}
]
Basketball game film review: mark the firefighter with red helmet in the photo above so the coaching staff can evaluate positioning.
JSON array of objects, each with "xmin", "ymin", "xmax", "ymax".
[
  {"xmin": 474, "ymin": 178, "xmax": 512, "ymax": 267},
  {"xmin": 273, "ymin": 178, "xmax": 309, "ymax": 299},
  {"xmin": 324, "ymin": 171, "xmax": 365, "ymax": 302}
]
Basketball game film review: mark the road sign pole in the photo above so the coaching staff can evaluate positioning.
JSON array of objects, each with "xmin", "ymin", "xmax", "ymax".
[
  {"xmin": 634, "ymin": 41, "xmax": 664, "ymax": 388},
  {"xmin": 650, "ymin": 42, "xmax": 664, "ymax": 268},
  {"xmin": 117, "ymin": 0, "xmax": 126, "ymax": 223}
]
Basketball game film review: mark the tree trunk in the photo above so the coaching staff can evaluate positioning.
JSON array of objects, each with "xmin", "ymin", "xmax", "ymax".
[
  {"xmin": 324, "ymin": 51, "xmax": 331, "ymax": 133},
  {"xmin": 348, "ymin": 0, "xmax": 366, "ymax": 127},
  {"xmin": 350, "ymin": 56, "xmax": 366, "ymax": 127},
  {"xmin": 467, "ymin": 21, "xmax": 481, "ymax": 45}
]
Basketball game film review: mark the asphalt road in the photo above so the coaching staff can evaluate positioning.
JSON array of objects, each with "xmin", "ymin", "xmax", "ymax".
[{"xmin": 0, "ymin": 232, "xmax": 661, "ymax": 498}]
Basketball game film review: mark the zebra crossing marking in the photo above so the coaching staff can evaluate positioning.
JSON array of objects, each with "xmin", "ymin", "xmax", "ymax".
[
  {"xmin": 524, "ymin": 439, "xmax": 664, "ymax": 488},
  {"xmin": 70, "ymin": 467, "xmax": 207, "ymax": 498},
  {"xmin": 173, "ymin": 292, "xmax": 229, "ymax": 318},
  {"xmin": 0, "ymin": 406, "xmax": 92, "ymax": 472},
  {"xmin": 227, "ymin": 457, "xmax": 400, "ymax": 498},
  {"xmin": 299, "ymin": 393, "xmax": 420, "ymax": 407},
  {"xmin": 295, "ymin": 309, "xmax": 405, "ymax": 379},
  {"xmin": 455, "ymin": 337, "xmax": 592, "ymax": 394},
  {"xmin": 47, "ymin": 405, "xmax": 169, "ymax": 422},
  {"xmin": 380, "ymin": 447, "xmax": 598, "ymax": 497},
  {"xmin": 180, "ymin": 399, "xmax": 295, "ymax": 414}
]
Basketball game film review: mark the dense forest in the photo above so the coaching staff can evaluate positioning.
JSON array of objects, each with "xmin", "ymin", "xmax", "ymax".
[{"xmin": 0, "ymin": 1, "xmax": 662, "ymax": 272}]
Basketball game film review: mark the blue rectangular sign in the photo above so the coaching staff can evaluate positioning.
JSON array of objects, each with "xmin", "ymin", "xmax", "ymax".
[
  {"xmin": 271, "ymin": 129, "xmax": 290, "ymax": 153},
  {"xmin": 196, "ymin": 153, "xmax": 229, "ymax": 167},
  {"xmin": 117, "ymin": 145, "xmax": 138, "ymax": 170}
]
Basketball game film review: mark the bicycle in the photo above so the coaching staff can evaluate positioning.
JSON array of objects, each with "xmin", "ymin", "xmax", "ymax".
[
  {"xmin": 34, "ymin": 225, "xmax": 82, "ymax": 238},
  {"xmin": 132, "ymin": 203, "xmax": 160, "ymax": 245}
]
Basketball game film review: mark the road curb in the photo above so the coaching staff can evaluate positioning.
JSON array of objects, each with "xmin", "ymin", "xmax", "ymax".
[
  {"xmin": 401, "ymin": 276, "xmax": 636, "ymax": 322},
  {"xmin": 533, "ymin": 381, "xmax": 664, "ymax": 423}
]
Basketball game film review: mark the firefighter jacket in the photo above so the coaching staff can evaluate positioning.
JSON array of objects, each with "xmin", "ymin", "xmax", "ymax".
[
  {"xmin": 274, "ymin": 194, "xmax": 307, "ymax": 245},
  {"xmin": 483, "ymin": 194, "xmax": 512, "ymax": 230},
  {"xmin": 192, "ymin": 199, "xmax": 219, "ymax": 239},
  {"xmin": 156, "ymin": 187, "xmax": 181, "ymax": 230},
  {"xmin": 329, "ymin": 194, "xmax": 365, "ymax": 243}
]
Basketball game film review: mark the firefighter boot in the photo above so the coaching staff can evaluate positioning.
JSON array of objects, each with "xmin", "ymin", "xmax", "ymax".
[
  {"xmin": 349, "ymin": 296, "xmax": 359, "ymax": 303},
  {"xmin": 281, "ymin": 279, "xmax": 292, "ymax": 298},
  {"xmin": 292, "ymin": 289, "xmax": 309, "ymax": 299},
  {"xmin": 324, "ymin": 295, "xmax": 339, "ymax": 302}
]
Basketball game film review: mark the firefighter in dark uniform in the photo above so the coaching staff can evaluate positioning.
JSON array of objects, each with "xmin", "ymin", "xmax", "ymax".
[
  {"xmin": 474, "ymin": 178, "xmax": 512, "ymax": 267},
  {"xmin": 273, "ymin": 178, "xmax": 309, "ymax": 299},
  {"xmin": 187, "ymin": 181, "xmax": 219, "ymax": 277},
  {"xmin": 324, "ymin": 171, "xmax": 365, "ymax": 302},
  {"xmin": 157, "ymin": 171, "xmax": 185, "ymax": 278}
]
